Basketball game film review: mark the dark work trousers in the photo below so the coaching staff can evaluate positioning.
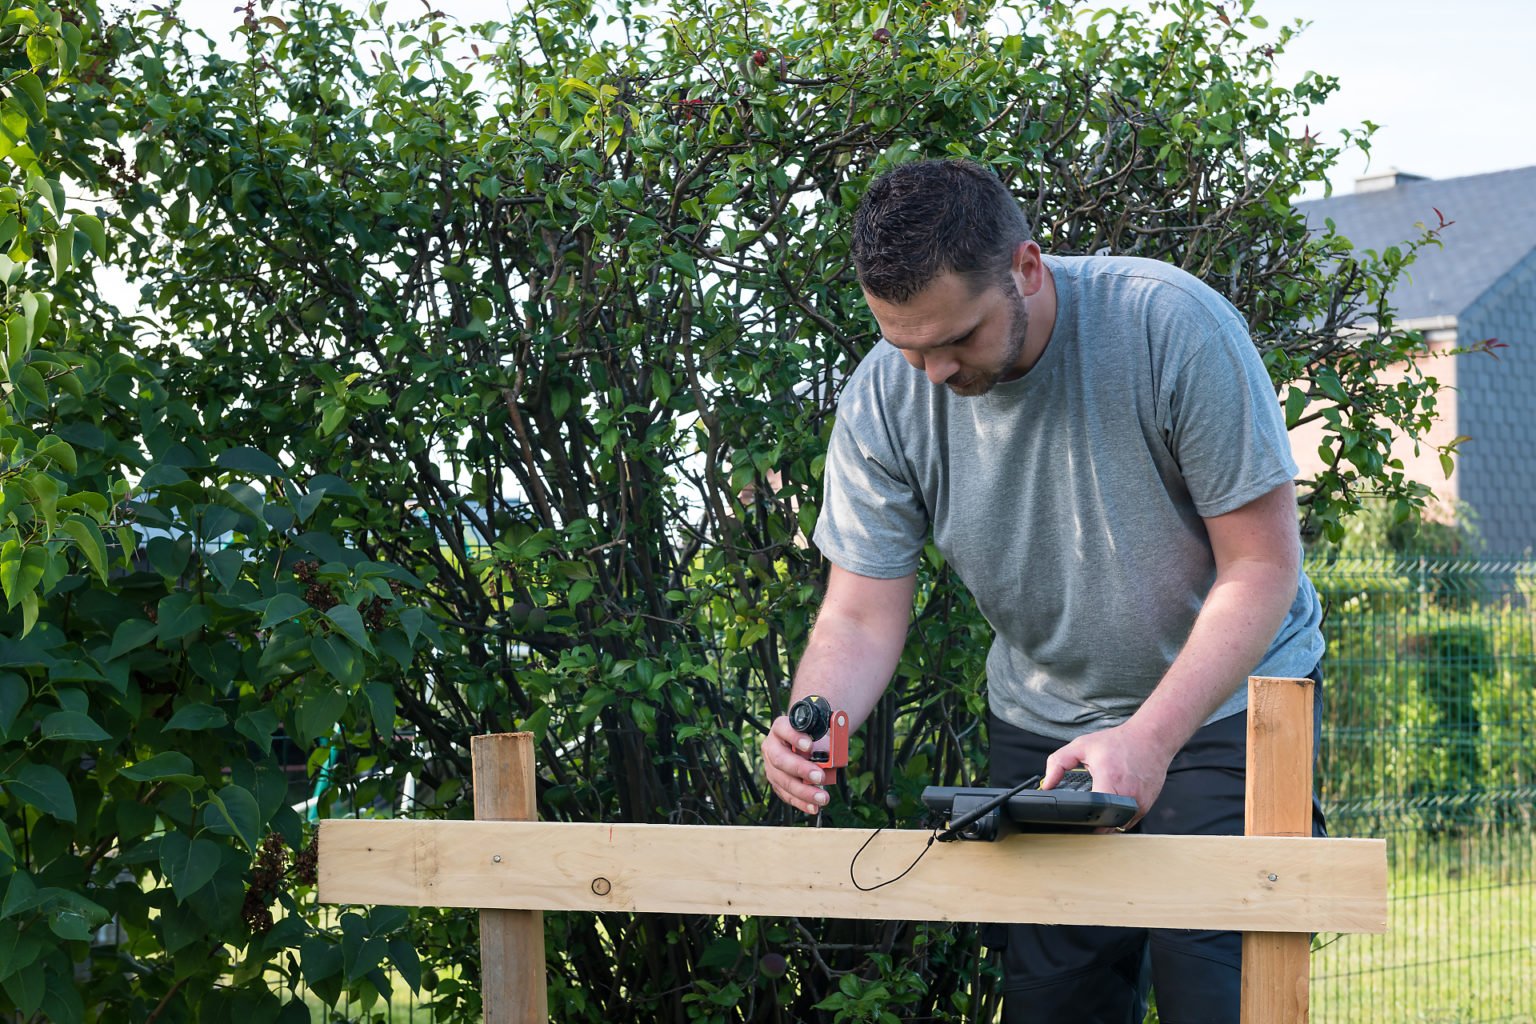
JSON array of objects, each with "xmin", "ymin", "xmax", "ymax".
[{"xmin": 986, "ymin": 668, "xmax": 1325, "ymax": 1024}]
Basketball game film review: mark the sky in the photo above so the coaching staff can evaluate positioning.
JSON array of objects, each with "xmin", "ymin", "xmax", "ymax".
[
  {"xmin": 152, "ymin": 0, "xmax": 1536, "ymax": 199},
  {"xmin": 1260, "ymin": 0, "xmax": 1536, "ymax": 197}
]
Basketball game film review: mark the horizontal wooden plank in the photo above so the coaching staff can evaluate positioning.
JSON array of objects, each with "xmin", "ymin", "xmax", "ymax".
[{"xmin": 319, "ymin": 820, "xmax": 1386, "ymax": 934}]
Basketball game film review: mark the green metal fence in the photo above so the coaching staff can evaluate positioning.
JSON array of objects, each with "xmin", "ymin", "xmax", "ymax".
[{"xmin": 1308, "ymin": 555, "xmax": 1536, "ymax": 1023}]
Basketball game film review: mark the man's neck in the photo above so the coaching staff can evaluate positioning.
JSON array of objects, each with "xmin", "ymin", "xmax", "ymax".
[{"xmin": 1016, "ymin": 259, "xmax": 1058, "ymax": 374}]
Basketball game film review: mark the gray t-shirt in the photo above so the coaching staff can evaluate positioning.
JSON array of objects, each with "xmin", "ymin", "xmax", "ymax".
[{"xmin": 813, "ymin": 255, "xmax": 1324, "ymax": 740}]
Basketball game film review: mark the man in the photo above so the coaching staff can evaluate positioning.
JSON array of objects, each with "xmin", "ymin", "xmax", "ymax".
[{"xmin": 760, "ymin": 158, "xmax": 1324, "ymax": 1023}]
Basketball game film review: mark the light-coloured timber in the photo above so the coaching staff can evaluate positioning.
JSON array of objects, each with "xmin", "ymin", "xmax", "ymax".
[
  {"xmin": 472, "ymin": 734, "xmax": 547, "ymax": 1024},
  {"xmin": 319, "ymin": 818, "xmax": 1385, "ymax": 935},
  {"xmin": 1242, "ymin": 677, "xmax": 1318, "ymax": 1022}
]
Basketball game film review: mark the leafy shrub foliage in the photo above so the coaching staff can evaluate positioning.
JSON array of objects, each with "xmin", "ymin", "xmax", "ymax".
[{"xmin": 0, "ymin": 0, "xmax": 1453, "ymax": 1020}]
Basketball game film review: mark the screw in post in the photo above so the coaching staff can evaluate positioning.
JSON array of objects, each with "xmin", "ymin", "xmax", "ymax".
[
  {"xmin": 493, "ymin": 855, "xmax": 503, "ymax": 863},
  {"xmin": 1267, "ymin": 873, "xmax": 1278, "ymax": 882}
]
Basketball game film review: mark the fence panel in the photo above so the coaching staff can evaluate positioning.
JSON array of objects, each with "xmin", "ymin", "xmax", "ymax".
[{"xmin": 1309, "ymin": 555, "xmax": 1536, "ymax": 1024}]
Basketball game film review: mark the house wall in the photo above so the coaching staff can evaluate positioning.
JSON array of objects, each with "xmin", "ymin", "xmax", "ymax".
[{"xmin": 1454, "ymin": 247, "xmax": 1536, "ymax": 556}]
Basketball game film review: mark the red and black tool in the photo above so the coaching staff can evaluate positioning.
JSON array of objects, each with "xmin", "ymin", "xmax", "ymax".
[{"xmin": 788, "ymin": 694, "xmax": 849, "ymax": 782}]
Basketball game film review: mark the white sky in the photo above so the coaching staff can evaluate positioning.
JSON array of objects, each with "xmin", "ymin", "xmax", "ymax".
[
  {"xmin": 1261, "ymin": 0, "xmax": 1536, "ymax": 198},
  {"xmin": 148, "ymin": 0, "xmax": 1536, "ymax": 199}
]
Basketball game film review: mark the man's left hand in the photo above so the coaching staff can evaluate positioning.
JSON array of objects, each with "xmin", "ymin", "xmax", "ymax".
[{"xmin": 1040, "ymin": 723, "xmax": 1176, "ymax": 830}]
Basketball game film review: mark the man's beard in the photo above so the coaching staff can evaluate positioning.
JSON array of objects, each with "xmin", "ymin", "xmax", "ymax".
[{"xmin": 947, "ymin": 283, "xmax": 1029, "ymax": 397}]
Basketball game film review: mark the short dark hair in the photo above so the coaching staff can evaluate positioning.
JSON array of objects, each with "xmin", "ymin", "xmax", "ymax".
[{"xmin": 851, "ymin": 159, "xmax": 1032, "ymax": 303}]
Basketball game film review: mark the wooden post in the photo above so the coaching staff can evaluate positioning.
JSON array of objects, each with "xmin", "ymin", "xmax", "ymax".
[
  {"xmin": 471, "ymin": 733, "xmax": 548, "ymax": 1024},
  {"xmin": 1241, "ymin": 676, "xmax": 1317, "ymax": 1023}
]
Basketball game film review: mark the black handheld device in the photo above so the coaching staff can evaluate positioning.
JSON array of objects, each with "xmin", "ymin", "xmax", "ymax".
[{"xmin": 921, "ymin": 770, "xmax": 1136, "ymax": 841}]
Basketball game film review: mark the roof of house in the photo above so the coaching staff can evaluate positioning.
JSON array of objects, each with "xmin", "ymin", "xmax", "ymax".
[{"xmin": 1295, "ymin": 165, "xmax": 1536, "ymax": 322}]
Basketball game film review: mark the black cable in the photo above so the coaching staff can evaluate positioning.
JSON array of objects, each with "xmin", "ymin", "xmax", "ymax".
[
  {"xmin": 847, "ymin": 774, "xmax": 1045, "ymax": 891},
  {"xmin": 849, "ymin": 824, "xmax": 938, "ymax": 892}
]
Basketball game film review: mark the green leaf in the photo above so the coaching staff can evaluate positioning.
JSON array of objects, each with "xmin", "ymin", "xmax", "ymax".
[
  {"xmin": 40, "ymin": 710, "xmax": 110, "ymax": 742},
  {"xmin": 0, "ymin": 919, "xmax": 29, "ymax": 977},
  {"xmin": 224, "ymin": 482, "xmax": 265, "ymax": 520},
  {"xmin": 0, "ymin": 540, "xmax": 19, "ymax": 608},
  {"xmin": 698, "ymin": 936, "xmax": 741, "ymax": 970},
  {"xmin": 311, "ymin": 635, "xmax": 363, "ymax": 688},
  {"xmin": 205, "ymin": 784, "xmax": 261, "ymax": 850},
  {"xmin": 1, "ymin": 960, "xmax": 43, "ymax": 1019},
  {"xmin": 234, "ymin": 708, "xmax": 280, "ymax": 752},
  {"xmin": 147, "ymin": 535, "xmax": 192, "ymax": 579},
  {"xmin": 387, "ymin": 935, "xmax": 422, "ymax": 992},
  {"xmin": 20, "ymin": 291, "xmax": 47, "ymax": 342},
  {"xmin": 0, "ymin": 674, "xmax": 25, "ymax": 740},
  {"xmin": 398, "ymin": 606, "xmax": 425, "ymax": 646},
  {"xmin": 650, "ymin": 366, "xmax": 674, "ymax": 404},
  {"xmin": 5, "ymin": 762, "xmax": 76, "ymax": 821},
  {"xmin": 5, "ymin": 313, "xmax": 30, "ymax": 366},
  {"xmin": 38, "ymin": 975, "xmax": 85, "ymax": 1024},
  {"xmin": 156, "ymin": 592, "xmax": 211, "ymax": 641},
  {"xmin": 35, "ymin": 436, "xmax": 76, "ymax": 474},
  {"xmin": 107, "ymin": 618, "xmax": 158, "ymax": 660},
  {"xmin": 118, "ymin": 751, "xmax": 198, "ymax": 783},
  {"xmin": 159, "ymin": 832, "xmax": 223, "ymax": 900},
  {"xmin": 14, "ymin": 74, "xmax": 46, "ymax": 119},
  {"xmin": 217, "ymin": 445, "xmax": 285, "ymax": 477},
  {"xmin": 320, "ymin": 402, "xmax": 346, "ymax": 436},
  {"xmin": 294, "ymin": 686, "xmax": 347, "ymax": 746},
  {"xmin": 1284, "ymin": 385, "xmax": 1308, "ymax": 429},
  {"xmin": 24, "ymin": 34, "xmax": 53, "ymax": 71},
  {"xmin": 301, "ymin": 935, "xmax": 343, "ymax": 986},
  {"xmin": 45, "ymin": 224, "xmax": 73, "ymax": 281},
  {"xmin": 262, "ymin": 592, "xmax": 310, "ymax": 628},
  {"xmin": 165, "ymin": 702, "xmax": 228, "ymax": 732},
  {"xmin": 295, "ymin": 488, "xmax": 327, "ymax": 524},
  {"xmin": 12, "ymin": 364, "xmax": 47, "ymax": 406},
  {"xmin": 207, "ymin": 548, "xmax": 245, "ymax": 590},
  {"xmin": 19, "ymin": 592, "xmax": 37, "ymax": 639},
  {"xmin": 324, "ymin": 604, "xmax": 375, "ymax": 654},
  {"xmin": 363, "ymin": 681, "xmax": 394, "ymax": 737},
  {"xmin": 61, "ymin": 515, "xmax": 108, "ymax": 581},
  {"xmin": 341, "ymin": 912, "xmax": 387, "ymax": 981},
  {"xmin": 72, "ymin": 214, "xmax": 106, "ymax": 259},
  {"xmin": 0, "ymin": 871, "xmax": 40, "ymax": 918}
]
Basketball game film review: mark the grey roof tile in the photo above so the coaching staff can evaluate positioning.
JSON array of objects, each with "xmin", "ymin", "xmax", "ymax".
[{"xmin": 1295, "ymin": 166, "xmax": 1536, "ymax": 320}]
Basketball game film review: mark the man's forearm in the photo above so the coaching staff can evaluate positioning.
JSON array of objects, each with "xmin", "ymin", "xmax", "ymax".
[
  {"xmin": 762, "ymin": 567, "xmax": 915, "ymax": 815},
  {"xmin": 1121, "ymin": 558, "xmax": 1299, "ymax": 759},
  {"xmin": 788, "ymin": 609, "xmax": 907, "ymax": 732}
]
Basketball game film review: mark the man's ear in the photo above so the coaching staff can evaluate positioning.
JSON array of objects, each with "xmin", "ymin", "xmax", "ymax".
[{"xmin": 1012, "ymin": 240, "xmax": 1045, "ymax": 296}]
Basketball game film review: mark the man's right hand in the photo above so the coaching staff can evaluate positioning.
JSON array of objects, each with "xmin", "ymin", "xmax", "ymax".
[{"xmin": 762, "ymin": 715, "xmax": 831, "ymax": 815}]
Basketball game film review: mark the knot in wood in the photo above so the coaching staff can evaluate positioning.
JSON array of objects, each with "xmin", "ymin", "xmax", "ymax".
[{"xmin": 591, "ymin": 877, "xmax": 612, "ymax": 896}]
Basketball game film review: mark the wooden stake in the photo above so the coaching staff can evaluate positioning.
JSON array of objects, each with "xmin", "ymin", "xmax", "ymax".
[
  {"xmin": 1241, "ymin": 676, "xmax": 1316, "ymax": 1023},
  {"xmin": 472, "ymin": 733, "xmax": 548, "ymax": 1024}
]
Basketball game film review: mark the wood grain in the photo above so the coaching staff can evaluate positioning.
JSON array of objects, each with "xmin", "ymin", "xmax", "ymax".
[
  {"xmin": 471, "ymin": 733, "xmax": 547, "ymax": 1024},
  {"xmin": 319, "ymin": 818, "xmax": 1385, "ymax": 935},
  {"xmin": 1241, "ymin": 676, "xmax": 1318, "ymax": 1023}
]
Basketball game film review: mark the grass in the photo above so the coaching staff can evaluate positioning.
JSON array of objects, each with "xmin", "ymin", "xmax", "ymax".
[{"xmin": 1311, "ymin": 833, "xmax": 1536, "ymax": 1023}]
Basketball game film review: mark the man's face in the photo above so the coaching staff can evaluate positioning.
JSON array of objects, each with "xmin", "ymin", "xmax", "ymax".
[{"xmin": 864, "ymin": 271, "xmax": 1031, "ymax": 397}]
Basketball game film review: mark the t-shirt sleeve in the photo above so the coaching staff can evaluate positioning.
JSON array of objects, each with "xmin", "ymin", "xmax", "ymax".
[
  {"xmin": 811, "ymin": 380, "xmax": 929, "ymax": 579},
  {"xmin": 1163, "ymin": 316, "xmax": 1298, "ymax": 518}
]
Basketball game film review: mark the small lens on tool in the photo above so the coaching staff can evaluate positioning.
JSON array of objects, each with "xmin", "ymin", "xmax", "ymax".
[{"xmin": 788, "ymin": 695, "xmax": 831, "ymax": 739}]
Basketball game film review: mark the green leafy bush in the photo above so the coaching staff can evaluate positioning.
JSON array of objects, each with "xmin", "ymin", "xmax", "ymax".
[{"xmin": 0, "ymin": 0, "xmax": 1460, "ymax": 1020}]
